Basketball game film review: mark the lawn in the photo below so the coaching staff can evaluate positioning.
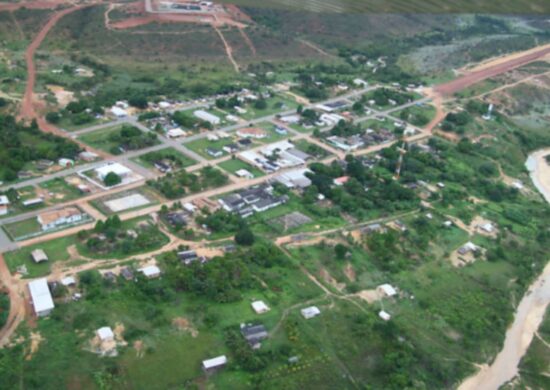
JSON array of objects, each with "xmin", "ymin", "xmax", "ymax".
[
  {"xmin": 78, "ymin": 124, "xmax": 160, "ymax": 154},
  {"xmin": 239, "ymin": 95, "xmax": 298, "ymax": 121},
  {"xmin": 2, "ymin": 217, "xmax": 42, "ymax": 241},
  {"xmin": 132, "ymin": 147, "xmax": 196, "ymax": 171},
  {"xmin": 39, "ymin": 178, "xmax": 82, "ymax": 205},
  {"xmin": 253, "ymin": 122, "xmax": 292, "ymax": 144},
  {"xmin": 184, "ymin": 137, "xmax": 235, "ymax": 160},
  {"xmin": 4, "ymin": 235, "xmax": 75, "ymax": 278},
  {"xmin": 218, "ymin": 158, "xmax": 265, "ymax": 178},
  {"xmin": 394, "ymin": 103, "xmax": 437, "ymax": 127}
]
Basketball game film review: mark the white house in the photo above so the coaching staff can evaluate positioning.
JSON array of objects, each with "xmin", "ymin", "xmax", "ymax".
[
  {"xmin": 194, "ymin": 110, "xmax": 220, "ymax": 125},
  {"xmin": 251, "ymin": 300, "xmax": 270, "ymax": 314},
  {"xmin": 58, "ymin": 158, "xmax": 74, "ymax": 168},
  {"xmin": 37, "ymin": 207, "xmax": 83, "ymax": 231},
  {"xmin": 28, "ymin": 278, "xmax": 54, "ymax": 317},
  {"xmin": 236, "ymin": 127, "xmax": 267, "ymax": 139},
  {"xmin": 110, "ymin": 106, "xmax": 128, "ymax": 118},
  {"xmin": 202, "ymin": 355, "xmax": 227, "ymax": 372},
  {"xmin": 61, "ymin": 276, "xmax": 76, "ymax": 287},
  {"xmin": 301, "ymin": 306, "xmax": 321, "ymax": 319},
  {"xmin": 139, "ymin": 265, "xmax": 161, "ymax": 279},
  {"xmin": 379, "ymin": 310, "xmax": 391, "ymax": 321},
  {"xmin": 97, "ymin": 326, "xmax": 114, "ymax": 342},
  {"xmin": 235, "ymin": 169, "xmax": 254, "ymax": 179},
  {"xmin": 167, "ymin": 128, "xmax": 186, "ymax": 138},
  {"xmin": 31, "ymin": 249, "xmax": 48, "ymax": 263},
  {"xmin": 0, "ymin": 195, "xmax": 10, "ymax": 216},
  {"xmin": 377, "ymin": 283, "xmax": 397, "ymax": 297},
  {"xmin": 95, "ymin": 163, "xmax": 132, "ymax": 181}
]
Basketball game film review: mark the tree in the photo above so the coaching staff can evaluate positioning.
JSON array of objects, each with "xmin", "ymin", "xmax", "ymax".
[
  {"xmin": 334, "ymin": 243, "xmax": 348, "ymax": 259},
  {"xmin": 235, "ymin": 226, "xmax": 255, "ymax": 246},
  {"xmin": 45, "ymin": 112, "xmax": 61, "ymax": 124},
  {"xmin": 254, "ymin": 98, "xmax": 268, "ymax": 110},
  {"xmin": 103, "ymin": 172, "xmax": 122, "ymax": 187}
]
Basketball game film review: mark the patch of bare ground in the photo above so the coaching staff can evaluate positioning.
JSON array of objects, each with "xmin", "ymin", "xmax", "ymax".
[
  {"xmin": 344, "ymin": 262, "xmax": 356, "ymax": 282},
  {"xmin": 354, "ymin": 289, "xmax": 382, "ymax": 304},
  {"xmin": 319, "ymin": 267, "xmax": 345, "ymax": 292},
  {"xmin": 172, "ymin": 317, "xmax": 198, "ymax": 338},
  {"xmin": 25, "ymin": 331, "xmax": 44, "ymax": 360}
]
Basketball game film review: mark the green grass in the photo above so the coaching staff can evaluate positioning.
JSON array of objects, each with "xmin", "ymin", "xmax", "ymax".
[
  {"xmin": 238, "ymin": 95, "xmax": 298, "ymax": 121},
  {"xmin": 57, "ymin": 115, "xmax": 111, "ymax": 132},
  {"xmin": 218, "ymin": 158, "xmax": 265, "ymax": 178},
  {"xmin": 132, "ymin": 147, "xmax": 196, "ymax": 171},
  {"xmin": 4, "ymin": 236, "xmax": 75, "ymax": 278},
  {"xmin": 78, "ymin": 125, "xmax": 125, "ymax": 152},
  {"xmin": 39, "ymin": 178, "xmax": 83, "ymax": 205},
  {"xmin": 3, "ymin": 218, "xmax": 43, "ymax": 240},
  {"xmin": 253, "ymin": 122, "xmax": 292, "ymax": 144},
  {"xmin": 184, "ymin": 137, "xmax": 235, "ymax": 160}
]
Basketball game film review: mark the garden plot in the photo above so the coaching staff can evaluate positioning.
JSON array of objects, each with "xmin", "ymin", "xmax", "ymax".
[{"xmin": 272, "ymin": 211, "xmax": 313, "ymax": 231}]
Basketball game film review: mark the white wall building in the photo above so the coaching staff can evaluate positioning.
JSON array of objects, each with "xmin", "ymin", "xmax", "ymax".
[
  {"xmin": 194, "ymin": 110, "xmax": 220, "ymax": 125},
  {"xmin": 28, "ymin": 278, "xmax": 54, "ymax": 317}
]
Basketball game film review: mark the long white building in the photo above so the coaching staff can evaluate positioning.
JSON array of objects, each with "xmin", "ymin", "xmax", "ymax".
[{"xmin": 28, "ymin": 278, "xmax": 55, "ymax": 317}]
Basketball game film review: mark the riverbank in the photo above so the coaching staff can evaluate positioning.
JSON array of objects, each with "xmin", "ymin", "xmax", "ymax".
[{"xmin": 458, "ymin": 148, "xmax": 550, "ymax": 390}]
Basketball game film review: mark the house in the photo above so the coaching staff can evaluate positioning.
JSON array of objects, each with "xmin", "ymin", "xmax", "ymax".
[
  {"xmin": 353, "ymin": 78, "xmax": 368, "ymax": 87},
  {"xmin": 327, "ymin": 135, "xmax": 364, "ymax": 151},
  {"xmin": 301, "ymin": 306, "xmax": 321, "ymax": 319},
  {"xmin": 96, "ymin": 327, "xmax": 114, "ymax": 342},
  {"xmin": 274, "ymin": 126, "xmax": 288, "ymax": 135},
  {"xmin": 443, "ymin": 220, "xmax": 453, "ymax": 228},
  {"xmin": 178, "ymin": 250, "xmax": 198, "ymax": 265},
  {"xmin": 237, "ymin": 127, "xmax": 267, "ymax": 139},
  {"xmin": 240, "ymin": 323, "xmax": 268, "ymax": 349},
  {"xmin": 61, "ymin": 276, "xmax": 76, "ymax": 287},
  {"xmin": 154, "ymin": 161, "xmax": 172, "ymax": 173},
  {"xmin": 31, "ymin": 249, "xmax": 48, "ymax": 263},
  {"xmin": 202, "ymin": 355, "xmax": 227, "ymax": 372},
  {"xmin": 166, "ymin": 212, "xmax": 187, "ymax": 227},
  {"xmin": 251, "ymin": 300, "xmax": 270, "ymax": 314},
  {"xmin": 222, "ymin": 143, "xmax": 239, "ymax": 154},
  {"xmin": 333, "ymin": 176, "xmax": 350, "ymax": 186},
  {"xmin": 58, "ymin": 158, "xmax": 74, "ymax": 168},
  {"xmin": 28, "ymin": 278, "xmax": 54, "ymax": 317},
  {"xmin": 235, "ymin": 169, "xmax": 254, "ymax": 179},
  {"xmin": 78, "ymin": 151, "xmax": 98, "ymax": 162},
  {"xmin": 234, "ymin": 106, "xmax": 247, "ymax": 115},
  {"xmin": 22, "ymin": 197, "xmax": 44, "ymax": 207},
  {"xmin": 274, "ymin": 169, "xmax": 312, "ymax": 189},
  {"xmin": 206, "ymin": 148, "xmax": 223, "ymax": 158},
  {"xmin": 110, "ymin": 106, "xmax": 128, "ymax": 118},
  {"xmin": 120, "ymin": 267, "xmax": 134, "ymax": 281},
  {"xmin": 95, "ymin": 163, "xmax": 132, "ymax": 182},
  {"xmin": 0, "ymin": 195, "xmax": 10, "ymax": 216},
  {"xmin": 280, "ymin": 114, "xmax": 301, "ymax": 124},
  {"xmin": 167, "ymin": 128, "xmax": 186, "ymax": 138},
  {"xmin": 316, "ymin": 100, "xmax": 348, "ymax": 113},
  {"xmin": 319, "ymin": 113, "xmax": 345, "ymax": 127},
  {"xmin": 479, "ymin": 222, "xmax": 495, "ymax": 233},
  {"xmin": 377, "ymin": 283, "xmax": 397, "ymax": 297},
  {"xmin": 458, "ymin": 242, "xmax": 479, "ymax": 255},
  {"xmin": 226, "ymin": 114, "xmax": 240, "ymax": 123},
  {"xmin": 207, "ymin": 133, "xmax": 220, "ymax": 141},
  {"xmin": 139, "ymin": 265, "xmax": 161, "ymax": 279},
  {"xmin": 194, "ymin": 110, "xmax": 220, "ymax": 125},
  {"xmin": 379, "ymin": 310, "xmax": 391, "ymax": 321},
  {"xmin": 37, "ymin": 207, "xmax": 83, "ymax": 231}
]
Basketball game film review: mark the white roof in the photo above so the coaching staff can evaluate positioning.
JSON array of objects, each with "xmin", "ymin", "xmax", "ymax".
[
  {"xmin": 262, "ymin": 140, "xmax": 294, "ymax": 155},
  {"xmin": 301, "ymin": 306, "xmax": 321, "ymax": 318},
  {"xmin": 167, "ymin": 128, "xmax": 186, "ymax": 137},
  {"xmin": 251, "ymin": 300, "xmax": 270, "ymax": 313},
  {"xmin": 202, "ymin": 355, "xmax": 227, "ymax": 370},
  {"xmin": 235, "ymin": 169, "xmax": 253, "ymax": 178},
  {"xmin": 379, "ymin": 310, "xmax": 391, "ymax": 321},
  {"xmin": 481, "ymin": 223, "xmax": 494, "ymax": 232},
  {"xmin": 95, "ymin": 163, "xmax": 132, "ymax": 180},
  {"xmin": 97, "ymin": 326, "xmax": 114, "ymax": 341},
  {"xmin": 194, "ymin": 110, "xmax": 220, "ymax": 124},
  {"xmin": 28, "ymin": 278, "xmax": 54, "ymax": 315},
  {"xmin": 0, "ymin": 195, "xmax": 10, "ymax": 205},
  {"xmin": 464, "ymin": 241, "xmax": 479, "ymax": 251},
  {"xmin": 31, "ymin": 249, "xmax": 48, "ymax": 262},
  {"xmin": 378, "ymin": 283, "xmax": 397, "ymax": 297},
  {"xmin": 110, "ymin": 106, "xmax": 127, "ymax": 117},
  {"xmin": 61, "ymin": 276, "xmax": 76, "ymax": 286},
  {"xmin": 139, "ymin": 265, "xmax": 161, "ymax": 277}
]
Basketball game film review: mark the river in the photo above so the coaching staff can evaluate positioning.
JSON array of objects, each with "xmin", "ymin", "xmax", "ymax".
[{"xmin": 458, "ymin": 149, "xmax": 550, "ymax": 390}]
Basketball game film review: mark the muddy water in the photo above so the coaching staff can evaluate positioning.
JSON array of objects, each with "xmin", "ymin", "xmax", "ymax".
[{"xmin": 458, "ymin": 149, "xmax": 550, "ymax": 390}]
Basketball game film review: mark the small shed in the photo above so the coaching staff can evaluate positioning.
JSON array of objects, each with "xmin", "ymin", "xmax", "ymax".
[
  {"xmin": 61, "ymin": 276, "xmax": 76, "ymax": 287},
  {"xmin": 251, "ymin": 300, "xmax": 270, "ymax": 314},
  {"xmin": 31, "ymin": 249, "xmax": 48, "ymax": 263},
  {"xmin": 139, "ymin": 265, "xmax": 161, "ymax": 279},
  {"xmin": 377, "ymin": 283, "xmax": 397, "ymax": 297},
  {"xmin": 202, "ymin": 355, "xmax": 227, "ymax": 372},
  {"xmin": 97, "ymin": 327, "xmax": 114, "ymax": 342},
  {"xmin": 300, "ymin": 306, "xmax": 321, "ymax": 320},
  {"xmin": 379, "ymin": 310, "xmax": 391, "ymax": 321}
]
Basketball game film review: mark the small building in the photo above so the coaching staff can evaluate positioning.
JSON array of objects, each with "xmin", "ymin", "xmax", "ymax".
[
  {"xmin": 251, "ymin": 300, "xmax": 270, "ymax": 314},
  {"xmin": 28, "ymin": 278, "xmax": 55, "ymax": 317},
  {"xmin": 236, "ymin": 127, "xmax": 267, "ymax": 139},
  {"xmin": 301, "ymin": 306, "xmax": 321, "ymax": 319},
  {"xmin": 377, "ymin": 283, "xmax": 397, "ymax": 297},
  {"xmin": 37, "ymin": 207, "xmax": 83, "ymax": 231},
  {"xmin": 443, "ymin": 220, "xmax": 453, "ymax": 228},
  {"xmin": 110, "ymin": 106, "xmax": 128, "ymax": 118},
  {"xmin": 235, "ymin": 169, "xmax": 254, "ymax": 179},
  {"xmin": 379, "ymin": 310, "xmax": 391, "ymax": 321},
  {"xmin": 31, "ymin": 249, "xmax": 48, "ymax": 263},
  {"xmin": 206, "ymin": 148, "xmax": 223, "ymax": 158},
  {"xmin": 240, "ymin": 323, "xmax": 268, "ymax": 350},
  {"xmin": 58, "ymin": 158, "xmax": 74, "ymax": 168},
  {"xmin": 202, "ymin": 355, "xmax": 227, "ymax": 372},
  {"xmin": 0, "ymin": 195, "xmax": 9, "ymax": 216},
  {"xmin": 95, "ymin": 163, "xmax": 132, "ymax": 182},
  {"xmin": 458, "ymin": 241, "xmax": 480, "ymax": 255},
  {"xmin": 194, "ymin": 110, "xmax": 220, "ymax": 125},
  {"xmin": 61, "ymin": 276, "xmax": 76, "ymax": 287},
  {"xmin": 479, "ymin": 223, "xmax": 494, "ymax": 233},
  {"xmin": 139, "ymin": 265, "xmax": 161, "ymax": 279},
  {"xmin": 178, "ymin": 250, "xmax": 198, "ymax": 265},
  {"xmin": 79, "ymin": 151, "xmax": 99, "ymax": 162},
  {"xmin": 96, "ymin": 326, "xmax": 114, "ymax": 342},
  {"xmin": 22, "ymin": 198, "xmax": 44, "ymax": 207},
  {"xmin": 121, "ymin": 267, "xmax": 134, "ymax": 281},
  {"xmin": 333, "ymin": 176, "xmax": 350, "ymax": 186},
  {"xmin": 167, "ymin": 128, "xmax": 186, "ymax": 138}
]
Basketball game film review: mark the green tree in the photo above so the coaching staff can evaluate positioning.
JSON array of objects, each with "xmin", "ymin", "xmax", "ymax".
[{"xmin": 103, "ymin": 172, "xmax": 122, "ymax": 187}]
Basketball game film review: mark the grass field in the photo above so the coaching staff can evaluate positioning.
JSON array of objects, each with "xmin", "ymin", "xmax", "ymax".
[
  {"xmin": 39, "ymin": 178, "xmax": 83, "ymax": 205},
  {"xmin": 132, "ymin": 147, "xmax": 196, "ymax": 171},
  {"xmin": 184, "ymin": 137, "xmax": 238, "ymax": 160},
  {"xmin": 218, "ymin": 158, "xmax": 265, "ymax": 178},
  {"xmin": 78, "ymin": 125, "xmax": 160, "ymax": 154}
]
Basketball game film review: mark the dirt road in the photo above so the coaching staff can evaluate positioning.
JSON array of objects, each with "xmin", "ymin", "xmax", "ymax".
[
  {"xmin": 0, "ymin": 255, "xmax": 26, "ymax": 348},
  {"xmin": 434, "ymin": 45, "xmax": 550, "ymax": 96},
  {"xmin": 458, "ymin": 149, "xmax": 550, "ymax": 390}
]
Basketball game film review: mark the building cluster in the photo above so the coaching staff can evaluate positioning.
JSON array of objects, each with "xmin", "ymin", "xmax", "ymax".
[
  {"xmin": 239, "ymin": 140, "xmax": 312, "ymax": 173},
  {"xmin": 218, "ymin": 184, "xmax": 289, "ymax": 218}
]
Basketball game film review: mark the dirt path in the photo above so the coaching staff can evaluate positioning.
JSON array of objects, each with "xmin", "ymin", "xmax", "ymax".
[
  {"xmin": 238, "ymin": 27, "xmax": 256, "ymax": 57},
  {"xmin": 9, "ymin": 11, "xmax": 25, "ymax": 41},
  {"xmin": 434, "ymin": 45, "xmax": 550, "ymax": 96},
  {"xmin": 213, "ymin": 26, "xmax": 240, "ymax": 72},
  {"xmin": 458, "ymin": 149, "xmax": 550, "ymax": 390},
  {"xmin": 297, "ymin": 38, "xmax": 336, "ymax": 58},
  {"xmin": 0, "ymin": 254, "xmax": 26, "ymax": 348}
]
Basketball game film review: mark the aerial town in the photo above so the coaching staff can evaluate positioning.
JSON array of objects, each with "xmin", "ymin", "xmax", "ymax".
[{"xmin": 0, "ymin": 0, "xmax": 549, "ymax": 389}]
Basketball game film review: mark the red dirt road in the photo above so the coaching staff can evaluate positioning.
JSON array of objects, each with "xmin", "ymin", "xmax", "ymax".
[
  {"xmin": 434, "ymin": 45, "xmax": 550, "ymax": 96},
  {"xmin": 0, "ymin": 0, "xmax": 68, "ymax": 12}
]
